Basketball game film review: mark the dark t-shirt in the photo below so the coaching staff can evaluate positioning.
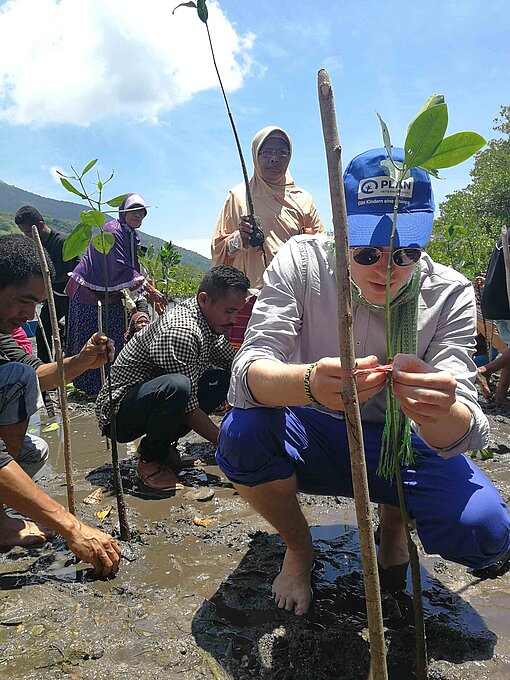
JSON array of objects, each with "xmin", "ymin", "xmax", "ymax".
[
  {"xmin": 481, "ymin": 239, "xmax": 510, "ymax": 320},
  {"xmin": 43, "ymin": 229, "xmax": 79, "ymax": 294}
]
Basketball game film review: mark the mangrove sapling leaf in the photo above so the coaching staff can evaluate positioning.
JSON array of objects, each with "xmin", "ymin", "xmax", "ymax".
[
  {"xmin": 421, "ymin": 131, "xmax": 486, "ymax": 169},
  {"xmin": 81, "ymin": 209, "xmax": 106, "ymax": 228},
  {"xmin": 418, "ymin": 165, "xmax": 444, "ymax": 180},
  {"xmin": 380, "ymin": 160, "xmax": 400, "ymax": 182},
  {"xmin": 93, "ymin": 231, "xmax": 115, "ymax": 255},
  {"xmin": 97, "ymin": 179, "xmax": 103, "ymax": 191},
  {"xmin": 63, "ymin": 223, "xmax": 93, "ymax": 261},
  {"xmin": 407, "ymin": 93, "xmax": 445, "ymax": 134},
  {"xmin": 377, "ymin": 112, "xmax": 393, "ymax": 160},
  {"xmin": 404, "ymin": 103, "xmax": 448, "ymax": 168},
  {"xmin": 81, "ymin": 158, "xmax": 98, "ymax": 175},
  {"xmin": 197, "ymin": 0, "xmax": 208, "ymax": 22},
  {"xmin": 106, "ymin": 194, "xmax": 128, "ymax": 208},
  {"xmin": 59, "ymin": 177, "xmax": 86, "ymax": 199},
  {"xmin": 172, "ymin": 1, "xmax": 197, "ymax": 13}
]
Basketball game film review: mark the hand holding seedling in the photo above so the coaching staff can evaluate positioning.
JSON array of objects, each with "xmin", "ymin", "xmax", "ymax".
[{"xmin": 310, "ymin": 355, "xmax": 386, "ymax": 410}]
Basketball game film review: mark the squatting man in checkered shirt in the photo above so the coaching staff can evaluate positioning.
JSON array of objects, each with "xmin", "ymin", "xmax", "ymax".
[{"xmin": 95, "ymin": 265, "xmax": 250, "ymax": 491}]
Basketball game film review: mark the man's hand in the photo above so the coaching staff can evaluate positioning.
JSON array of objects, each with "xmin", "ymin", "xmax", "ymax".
[
  {"xmin": 310, "ymin": 355, "xmax": 386, "ymax": 411},
  {"xmin": 392, "ymin": 354, "xmax": 457, "ymax": 426},
  {"xmin": 78, "ymin": 333, "xmax": 115, "ymax": 370},
  {"xmin": 65, "ymin": 521, "xmax": 121, "ymax": 578}
]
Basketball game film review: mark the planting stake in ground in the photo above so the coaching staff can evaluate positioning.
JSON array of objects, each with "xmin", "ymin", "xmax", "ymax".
[
  {"xmin": 60, "ymin": 161, "xmax": 131, "ymax": 541},
  {"xmin": 32, "ymin": 225, "xmax": 75, "ymax": 515},
  {"xmin": 317, "ymin": 68, "xmax": 388, "ymax": 680}
]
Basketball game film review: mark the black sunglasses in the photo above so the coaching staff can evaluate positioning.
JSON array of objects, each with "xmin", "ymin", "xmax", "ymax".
[{"xmin": 351, "ymin": 247, "xmax": 422, "ymax": 267}]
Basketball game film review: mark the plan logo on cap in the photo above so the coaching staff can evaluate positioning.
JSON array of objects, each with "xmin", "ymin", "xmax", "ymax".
[{"xmin": 343, "ymin": 147, "xmax": 435, "ymax": 248}]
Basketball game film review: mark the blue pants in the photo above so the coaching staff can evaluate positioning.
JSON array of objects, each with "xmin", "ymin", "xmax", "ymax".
[{"xmin": 216, "ymin": 406, "xmax": 510, "ymax": 570}]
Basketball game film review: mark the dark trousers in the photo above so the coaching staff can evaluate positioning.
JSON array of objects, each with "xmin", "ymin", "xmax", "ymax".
[
  {"xmin": 36, "ymin": 293, "xmax": 69, "ymax": 363},
  {"xmin": 113, "ymin": 369, "xmax": 230, "ymax": 463}
]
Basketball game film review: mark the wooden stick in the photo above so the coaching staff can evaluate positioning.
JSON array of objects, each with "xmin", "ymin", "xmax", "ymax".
[
  {"xmin": 317, "ymin": 69, "xmax": 388, "ymax": 680},
  {"xmin": 97, "ymin": 301, "xmax": 110, "ymax": 452},
  {"xmin": 32, "ymin": 226, "xmax": 75, "ymax": 515}
]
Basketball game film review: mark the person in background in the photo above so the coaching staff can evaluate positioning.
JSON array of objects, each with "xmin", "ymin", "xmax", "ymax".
[
  {"xmin": 65, "ymin": 193, "xmax": 167, "ymax": 397},
  {"xmin": 216, "ymin": 148, "xmax": 510, "ymax": 616},
  {"xmin": 124, "ymin": 311, "xmax": 150, "ymax": 344},
  {"xmin": 96, "ymin": 265, "xmax": 250, "ymax": 491},
  {"xmin": 15, "ymin": 206, "xmax": 79, "ymax": 364},
  {"xmin": 211, "ymin": 126, "xmax": 324, "ymax": 350},
  {"xmin": 0, "ymin": 234, "xmax": 120, "ymax": 575}
]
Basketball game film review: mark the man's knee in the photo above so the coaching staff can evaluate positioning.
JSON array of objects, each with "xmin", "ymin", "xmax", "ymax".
[
  {"xmin": 153, "ymin": 374, "xmax": 191, "ymax": 409},
  {"xmin": 15, "ymin": 434, "xmax": 49, "ymax": 481},
  {"xmin": 0, "ymin": 363, "xmax": 40, "ymax": 426}
]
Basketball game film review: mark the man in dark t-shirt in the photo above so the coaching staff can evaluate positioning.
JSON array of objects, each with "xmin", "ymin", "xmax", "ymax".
[
  {"xmin": 15, "ymin": 205, "xmax": 79, "ymax": 363},
  {"xmin": 0, "ymin": 234, "xmax": 120, "ymax": 574}
]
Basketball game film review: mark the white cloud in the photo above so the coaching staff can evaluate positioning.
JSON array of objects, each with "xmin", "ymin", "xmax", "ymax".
[
  {"xmin": 48, "ymin": 165, "xmax": 66, "ymax": 184},
  {"xmin": 0, "ymin": 0, "xmax": 255, "ymax": 126}
]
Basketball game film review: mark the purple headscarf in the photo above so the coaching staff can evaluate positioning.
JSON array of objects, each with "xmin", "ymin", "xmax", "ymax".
[{"xmin": 68, "ymin": 193, "xmax": 146, "ymax": 293}]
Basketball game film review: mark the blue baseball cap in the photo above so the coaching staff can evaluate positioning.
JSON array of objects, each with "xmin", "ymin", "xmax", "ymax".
[{"xmin": 343, "ymin": 147, "xmax": 435, "ymax": 248}]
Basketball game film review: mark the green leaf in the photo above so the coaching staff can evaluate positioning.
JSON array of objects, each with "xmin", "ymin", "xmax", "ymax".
[
  {"xmin": 407, "ymin": 94, "xmax": 445, "ymax": 134},
  {"xmin": 60, "ymin": 177, "xmax": 86, "ymax": 199},
  {"xmin": 376, "ymin": 112, "xmax": 392, "ymax": 160},
  {"xmin": 42, "ymin": 422, "xmax": 60, "ymax": 433},
  {"xmin": 106, "ymin": 194, "xmax": 128, "ymax": 208},
  {"xmin": 421, "ymin": 132, "xmax": 486, "ymax": 169},
  {"xmin": 62, "ymin": 222, "xmax": 92, "ymax": 261},
  {"xmin": 93, "ymin": 231, "xmax": 115, "ymax": 255},
  {"xmin": 97, "ymin": 179, "xmax": 103, "ymax": 191},
  {"xmin": 404, "ymin": 103, "xmax": 448, "ymax": 168},
  {"xmin": 81, "ymin": 159, "xmax": 98, "ymax": 176},
  {"xmin": 80, "ymin": 210, "xmax": 105, "ymax": 228},
  {"xmin": 172, "ymin": 1, "xmax": 197, "ymax": 14},
  {"xmin": 417, "ymin": 165, "xmax": 444, "ymax": 180},
  {"xmin": 197, "ymin": 0, "xmax": 208, "ymax": 22},
  {"xmin": 380, "ymin": 159, "xmax": 400, "ymax": 182}
]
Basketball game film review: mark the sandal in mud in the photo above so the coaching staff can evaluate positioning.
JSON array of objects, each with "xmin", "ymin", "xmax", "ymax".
[
  {"xmin": 472, "ymin": 548, "xmax": 510, "ymax": 579},
  {"xmin": 136, "ymin": 459, "xmax": 184, "ymax": 491}
]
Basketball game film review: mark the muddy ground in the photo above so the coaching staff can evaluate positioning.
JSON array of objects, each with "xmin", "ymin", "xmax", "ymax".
[{"xmin": 1, "ymin": 394, "xmax": 510, "ymax": 679}]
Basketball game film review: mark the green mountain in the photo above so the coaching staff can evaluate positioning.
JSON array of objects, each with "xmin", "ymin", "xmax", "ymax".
[{"xmin": 0, "ymin": 179, "xmax": 211, "ymax": 272}]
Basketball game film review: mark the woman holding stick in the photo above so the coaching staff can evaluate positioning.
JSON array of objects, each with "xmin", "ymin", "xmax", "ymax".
[
  {"xmin": 65, "ymin": 194, "xmax": 166, "ymax": 397},
  {"xmin": 211, "ymin": 126, "xmax": 324, "ymax": 349}
]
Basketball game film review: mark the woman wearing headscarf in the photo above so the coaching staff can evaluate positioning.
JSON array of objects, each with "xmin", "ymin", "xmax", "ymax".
[
  {"xmin": 65, "ymin": 193, "xmax": 166, "ymax": 397},
  {"xmin": 211, "ymin": 126, "xmax": 324, "ymax": 349},
  {"xmin": 124, "ymin": 311, "xmax": 150, "ymax": 344}
]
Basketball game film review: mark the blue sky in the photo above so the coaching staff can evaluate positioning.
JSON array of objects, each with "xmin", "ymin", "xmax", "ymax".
[{"xmin": 0, "ymin": 0, "xmax": 508, "ymax": 258}]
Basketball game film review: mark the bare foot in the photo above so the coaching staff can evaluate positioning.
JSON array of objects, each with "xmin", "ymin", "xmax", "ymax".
[
  {"xmin": 272, "ymin": 546, "xmax": 314, "ymax": 616},
  {"xmin": 476, "ymin": 370, "xmax": 492, "ymax": 400},
  {"xmin": 0, "ymin": 516, "xmax": 53, "ymax": 548}
]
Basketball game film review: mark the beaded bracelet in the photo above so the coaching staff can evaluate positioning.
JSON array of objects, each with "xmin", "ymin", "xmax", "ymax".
[{"xmin": 303, "ymin": 362, "xmax": 319, "ymax": 404}]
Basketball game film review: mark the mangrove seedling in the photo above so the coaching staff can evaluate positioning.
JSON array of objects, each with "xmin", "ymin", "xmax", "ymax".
[
  {"xmin": 172, "ymin": 0, "xmax": 267, "ymax": 264},
  {"xmin": 60, "ymin": 159, "xmax": 131, "ymax": 541}
]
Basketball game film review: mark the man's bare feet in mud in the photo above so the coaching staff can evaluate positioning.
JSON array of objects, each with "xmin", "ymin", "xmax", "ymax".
[
  {"xmin": 0, "ymin": 515, "xmax": 53, "ymax": 548},
  {"xmin": 272, "ymin": 546, "xmax": 315, "ymax": 616},
  {"xmin": 476, "ymin": 369, "xmax": 493, "ymax": 400}
]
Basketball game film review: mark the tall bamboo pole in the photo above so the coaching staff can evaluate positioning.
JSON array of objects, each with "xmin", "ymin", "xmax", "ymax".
[
  {"xmin": 317, "ymin": 69, "xmax": 388, "ymax": 680},
  {"xmin": 32, "ymin": 226, "xmax": 75, "ymax": 515}
]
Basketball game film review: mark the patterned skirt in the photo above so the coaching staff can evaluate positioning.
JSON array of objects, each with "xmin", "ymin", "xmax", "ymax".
[{"xmin": 66, "ymin": 297, "xmax": 126, "ymax": 397}]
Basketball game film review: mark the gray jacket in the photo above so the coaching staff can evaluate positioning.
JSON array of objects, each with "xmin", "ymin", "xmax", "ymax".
[{"xmin": 229, "ymin": 234, "xmax": 489, "ymax": 457}]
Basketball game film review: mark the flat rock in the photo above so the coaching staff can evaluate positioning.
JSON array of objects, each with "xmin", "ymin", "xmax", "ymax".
[{"xmin": 184, "ymin": 488, "xmax": 215, "ymax": 502}]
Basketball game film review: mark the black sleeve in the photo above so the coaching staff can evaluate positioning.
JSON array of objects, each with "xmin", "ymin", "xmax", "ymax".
[{"xmin": 0, "ymin": 334, "xmax": 42, "ymax": 370}]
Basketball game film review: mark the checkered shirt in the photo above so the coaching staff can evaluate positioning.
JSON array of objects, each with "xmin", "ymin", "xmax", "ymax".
[{"xmin": 95, "ymin": 296, "xmax": 235, "ymax": 429}]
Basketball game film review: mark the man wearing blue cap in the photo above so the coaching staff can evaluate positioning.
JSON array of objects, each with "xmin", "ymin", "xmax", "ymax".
[{"xmin": 215, "ymin": 148, "xmax": 510, "ymax": 617}]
